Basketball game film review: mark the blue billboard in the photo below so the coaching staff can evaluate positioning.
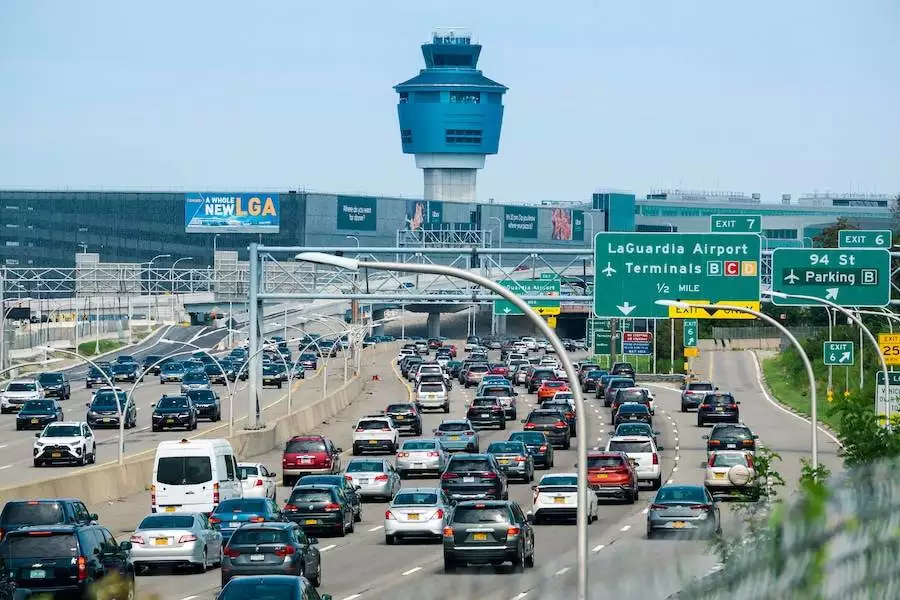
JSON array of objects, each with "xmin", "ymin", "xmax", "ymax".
[{"xmin": 184, "ymin": 192, "xmax": 280, "ymax": 233}]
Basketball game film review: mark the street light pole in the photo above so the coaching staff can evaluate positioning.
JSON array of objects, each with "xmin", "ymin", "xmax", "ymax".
[
  {"xmin": 171, "ymin": 257, "xmax": 194, "ymax": 296},
  {"xmin": 295, "ymin": 251, "xmax": 591, "ymax": 600},
  {"xmin": 147, "ymin": 254, "xmax": 171, "ymax": 323}
]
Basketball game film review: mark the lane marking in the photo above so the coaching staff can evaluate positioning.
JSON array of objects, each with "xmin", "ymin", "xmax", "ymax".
[
  {"xmin": 511, "ymin": 593, "xmax": 528, "ymax": 600},
  {"xmin": 341, "ymin": 595, "xmax": 362, "ymax": 600},
  {"xmin": 674, "ymin": 455, "xmax": 679, "ymax": 461},
  {"xmin": 0, "ymin": 444, "xmax": 6, "ymax": 449},
  {"xmin": 620, "ymin": 524, "xmax": 631, "ymax": 532},
  {"xmin": 179, "ymin": 596, "xmax": 198, "ymax": 600},
  {"xmin": 642, "ymin": 507, "xmax": 649, "ymax": 514},
  {"xmin": 555, "ymin": 567, "xmax": 570, "ymax": 576},
  {"xmin": 319, "ymin": 544, "xmax": 336, "ymax": 551},
  {"xmin": 0, "ymin": 465, "xmax": 12, "ymax": 471},
  {"xmin": 402, "ymin": 566, "xmax": 422, "ymax": 576},
  {"xmin": 368, "ymin": 525, "xmax": 383, "ymax": 532},
  {"xmin": 667, "ymin": 478, "xmax": 674, "ymax": 484},
  {"xmin": 591, "ymin": 544, "xmax": 605, "ymax": 552}
]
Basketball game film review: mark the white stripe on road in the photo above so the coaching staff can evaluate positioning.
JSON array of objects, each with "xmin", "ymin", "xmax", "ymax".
[
  {"xmin": 591, "ymin": 544, "xmax": 605, "ymax": 552},
  {"xmin": 672, "ymin": 466, "xmax": 678, "ymax": 472},
  {"xmin": 511, "ymin": 593, "xmax": 528, "ymax": 600},
  {"xmin": 642, "ymin": 507, "xmax": 649, "ymax": 514},
  {"xmin": 620, "ymin": 524, "xmax": 631, "ymax": 532},
  {"xmin": 555, "ymin": 567, "xmax": 570, "ymax": 576},
  {"xmin": 402, "ymin": 566, "xmax": 422, "ymax": 576},
  {"xmin": 368, "ymin": 525, "xmax": 383, "ymax": 532},
  {"xmin": 0, "ymin": 444, "xmax": 7, "ymax": 450},
  {"xmin": 667, "ymin": 478, "xmax": 674, "ymax": 484},
  {"xmin": 341, "ymin": 595, "xmax": 362, "ymax": 600},
  {"xmin": 0, "ymin": 465, "xmax": 11, "ymax": 471},
  {"xmin": 319, "ymin": 544, "xmax": 337, "ymax": 552},
  {"xmin": 179, "ymin": 596, "xmax": 198, "ymax": 600}
]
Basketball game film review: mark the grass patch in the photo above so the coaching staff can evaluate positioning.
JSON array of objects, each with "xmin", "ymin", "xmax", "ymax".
[
  {"xmin": 762, "ymin": 353, "xmax": 843, "ymax": 431},
  {"xmin": 78, "ymin": 339, "xmax": 125, "ymax": 357}
]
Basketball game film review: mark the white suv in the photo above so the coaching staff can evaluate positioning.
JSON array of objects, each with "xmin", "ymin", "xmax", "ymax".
[
  {"xmin": 605, "ymin": 435, "xmax": 662, "ymax": 490},
  {"xmin": 33, "ymin": 421, "xmax": 96, "ymax": 467},
  {"xmin": 352, "ymin": 415, "xmax": 400, "ymax": 455},
  {"xmin": 1, "ymin": 379, "xmax": 45, "ymax": 413},
  {"xmin": 416, "ymin": 382, "xmax": 450, "ymax": 413},
  {"xmin": 521, "ymin": 337, "xmax": 537, "ymax": 351}
]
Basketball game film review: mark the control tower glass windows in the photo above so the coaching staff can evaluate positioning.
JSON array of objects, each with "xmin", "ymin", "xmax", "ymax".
[
  {"xmin": 449, "ymin": 92, "xmax": 480, "ymax": 104},
  {"xmin": 400, "ymin": 130, "xmax": 413, "ymax": 144},
  {"xmin": 445, "ymin": 129, "xmax": 482, "ymax": 144},
  {"xmin": 399, "ymin": 93, "xmax": 409, "ymax": 104},
  {"xmin": 433, "ymin": 54, "xmax": 473, "ymax": 67},
  {"xmin": 415, "ymin": 91, "xmax": 440, "ymax": 103}
]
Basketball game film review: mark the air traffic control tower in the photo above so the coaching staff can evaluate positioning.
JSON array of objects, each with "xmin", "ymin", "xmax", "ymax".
[{"xmin": 394, "ymin": 30, "xmax": 508, "ymax": 202}]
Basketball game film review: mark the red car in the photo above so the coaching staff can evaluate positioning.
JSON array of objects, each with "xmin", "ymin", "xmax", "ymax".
[
  {"xmin": 447, "ymin": 344, "xmax": 458, "ymax": 358},
  {"xmin": 281, "ymin": 435, "xmax": 343, "ymax": 487},
  {"xmin": 587, "ymin": 450, "xmax": 639, "ymax": 503},
  {"xmin": 489, "ymin": 363, "xmax": 509, "ymax": 377}
]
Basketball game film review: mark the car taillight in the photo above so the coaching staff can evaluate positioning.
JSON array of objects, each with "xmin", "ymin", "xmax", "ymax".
[
  {"xmin": 130, "ymin": 535, "xmax": 145, "ymax": 545},
  {"xmin": 223, "ymin": 547, "xmax": 240, "ymax": 558},
  {"xmin": 708, "ymin": 440, "xmax": 721, "ymax": 446},
  {"xmin": 746, "ymin": 455, "xmax": 755, "ymax": 468},
  {"xmin": 249, "ymin": 516, "xmax": 265, "ymax": 523},
  {"xmin": 385, "ymin": 510, "xmax": 395, "ymax": 520},
  {"xmin": 433, "ymin": 509, "xmax": 444, "ymax": 520},
  {"xmin": 356, "ymin": 428, "xmax": 365, "ymax": 432},
  {"xmin": 742, "ymin": 439, "xmax": 754, "ymax": 446},
  {"xmin": 381, "ymin": 428, "xmax": 391, "ymax": 432},
  {"xmin": 515, "ymin": 457, "xmax": 527, "ymax": 462},
  {"xmin": 150, "ymin": 484, "xmax": 156, "ymax": 508},
  {"xmin": 538, "ymin": 445, "xmax": 547, "ymax": 451},
  {"xmin": 209, "ymin": 516, "xmax": 222, "ymax": 524},
  {"xmin": 441, "ymin": 472, "xmax": 458, "ymax": 481},
  {"xmin": 729, "ymin": 403, "xmax": 738, "ymax": 410},
  {"xmin": 374, "ymin": 474, "xmax": 389, "ymax": 482},
  {"xmin": 434, "ymin": 431, "xmax": 444, "ymax": 436},
  {"xmin": 442, "ymin": 526, "xmax": 454, "ymax": 537},
  {"xmin": 524, "ymin": 423, "xmax": 536, "ymax": 429},
  {"xmin": 255, "ymin": 479, "xmax": 264, "ymax": 487},
  {"xmin": 708, "ymin": 453, "xmax": 717, "ymax": 467},
  {"xmin": 323, "ymin": 503, "xmax": 341, "ymax": 512},
  {"xmin": 507, "ymin": 527, "xmax": 521, "ymax": 536},
  {"xmin": 77, "ymin": 556, "xmax": 87, "ymax": 581},
  {"xmin": 652, "ymin": 453, "xmax": 659, "ymax": 465},
  {"xmin": 284, "ymin": 504, "xmax": 298, "ymax": 512},
  {"xmin": 482, "ymin": 472, "xmax": 498, "ymax": 479},
  {"xmin": 689, "ymin": 504, "xmax": 709, "ymax": 510},
  {"xmin": 427, "ymin": 451, "xmax": 440, "ymax": 457},
  {"xmin": 465, "ymin": 431, "xmax": 475, "ymax": 436},
  {"xmin": 178, "ymin": 534, "xmax": 197, "ymax": 543},
  {"xmin": 213, "ymin": 482, "xmax": 220, "ymax": 505},
  {"xmin": 565, "ymin": 412, "xmax": 574, "ymax": 419},
  {"xmin": 554, "ymin": 421, "xmax": 568, "ymax": 429},
  {"xmin": 650, "ymin": 504, "xmax": 669, "ymax": 510},
  {"xmin": 699, "ymin": 404, "xmax": 710, "ymax": 410},
  {"xmin": 397, "ymin": 452, "xmax": 409, "ymax": 458},
  {"xmin": 274, "ymin": 545, "xmax": 295, "ymax": 557}
]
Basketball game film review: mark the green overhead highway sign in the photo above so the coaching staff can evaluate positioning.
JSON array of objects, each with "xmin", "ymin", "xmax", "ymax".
[
  {"xmin": 823, "ymin": 341, "xmax": 854, "ymax": 366},
  {"xmin": 838, "ymin": 230, "xmax": 892, "ymax": 249},
  {"xmin": 770, "ymin": 248, "xmax": 891, "ymax": 307},
  {"xmin": 593, "ymin": 232, "xmax": 762, "ymax": 319},
  {"xmin": 683, "ymin": 319, "xmax": 698, "ymax": 347},
  {"xmin": 587, "ymin": 318, "xmax": 611, "ymax": 354},
  {"xmin": 710, "ymin": 215, "xmax": 762, "ymax": 233},
  {"xmin": 493, "ymin": 276, "xmax": 561, "ymax": 316}
]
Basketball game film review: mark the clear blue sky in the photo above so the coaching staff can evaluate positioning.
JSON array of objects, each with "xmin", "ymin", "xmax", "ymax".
[{"xmin": 1, "ymin": 0, "xmax": 897, "ymax": 204}]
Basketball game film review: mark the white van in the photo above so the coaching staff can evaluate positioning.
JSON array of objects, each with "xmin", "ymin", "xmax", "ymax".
[{"xmin": 151, "ymin": 438, "xmax": 242, "ymax": 514}]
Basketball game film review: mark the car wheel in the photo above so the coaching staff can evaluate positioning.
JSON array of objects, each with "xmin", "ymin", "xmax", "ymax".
[
  {"xmin": 196, "ymin": 549, "xmax": 208, "ymax": 573},
  {"xmin": 347, "ymin": 515, "xmax": 355, "ymax": 533},
  {"xmin": 338, "ymin": 521, "xmax": 347, "ymax": 537},
  {"xmin": 15, "ymin": 424, "xmax": 21, "ymax": 431},
  {"xmin": 385, "ymin": 534, "xmax": 396, "ymax": 545},
  {"xmin": 697, "ymin": 418, "xmax": 704, "ymax": 427},
  {"xmin": 525, "ymin": 544, "xmax": 535, "ymax": 568},
  {"xmin": 79, "ymin": 452, "xmax": 87, "ymax": 466},
  {"xmin": 627, "ymin": 489, "xmax": 636, "ymax": 504},
  {"xmin": 680, "ymin": 403, "xmax": 687, "ymax": 413},
  {"xmin": 647, "ymin": 528, "xmax": 656, "ymax": 540},
  {"xmin": 499, "ymin": 420, "xmax": 506, "ymax": 431},
  {"xmin": 354, "ymin": 506, "xmax": 362, "ymax": 522},
  {"xmin": 152, "ymin": 425, "xmax": 160, "ymax": 432},
  {"xmin": 33, "ymin": 459, "xmax": 41, "ymax": 467},
  {"xmin": 652, "ymin": 477, "xmax": 662, "ymax": 490},
  {"xmin": 513, "ymin": 547, "xmax": 526, "ymax": 573},
  {"xmin": 90, "ymin": 448, "xmax": 96, "ymax": 464},
  {"xmin": 563, "ymin": 439, "xmax": 571, "ymax": 450},
  {"xmin": 443, "ymin": 404, "xmax": 450, "ymax": 414},
  {"xmin": 309, "ymin": 561, "xmax": 322, "ymax": 587},
  {"xmin": 443, "ymin": 554, "xmax": 457, "ymax": 573}
]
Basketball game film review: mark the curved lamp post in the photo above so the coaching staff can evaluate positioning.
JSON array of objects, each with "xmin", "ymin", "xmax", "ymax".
[
  {"xmin": 295, "ymin": 251, "xmax": 591, "ymax": 600},
  {"xmin": 656, "ymin": 299, "xmax": 821, "ymax": 469}
]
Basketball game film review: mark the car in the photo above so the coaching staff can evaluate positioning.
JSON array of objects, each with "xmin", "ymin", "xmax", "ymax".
[
  {"xmin": 205, "ymin": 362, "xmax": 230, "ymax": 385},
  {"xmin": 290, "ymin": 361, "xmax": 306, "ymax": 379},
  {"xmin": 351, "ymin": 415, "xmax": 399, "ymax": 455},
  {"xmin": 586, "ymin": 450, "xmax": 640, "ymax": 503},
  {"xmin": 284, "ymin": 484, "xmax": 355, "ymax": 537},
  {"xmin": 33, "ymin": 421, "xmax": 97, "ymax": 466},
  {"xmin": 159, "ymin": 361, "xmax": 187, "ymax": 384},
  {"xmin": 130, "ymin": 511, "xmax": 223, "ymax": 574},
  {"xmin": 526, "ymin": 368, "xmax": 557, "ymax": 394},
  {"xmin": 703, "ymin": 423, "xmax": 758, "ymax": 457},
  {"xmin": 577, "ymin": 363, "xmax": 601, "ymax": 383},
  {"xmin": 343, "ymin": 457, "xmax": 401, "ymax": 502},
  {"xmin": 281, "ymin": 435, "xmax": 343, "ymax": 487},
  {"xmin": 612, "ymin": 387, "xmax": 654, "ymax": 418},
  {"xmin": 1, "ymin": 379, "xmax": 44, "ymax": 413},
  {"xmin": 216, "ymin": 574, "xmax": 330, "ymax": 599},
  {"xmin": 464, "ymin": 363, "xmax": 490, "ymax": 388},
  {"xmin": 238, "ymin": 462, "xmax": 278, "ymax": 501},
  {"xmin": 612, "ymin": 422, "xmax": 661, "ymax": 446},
  {"xmin": 141, "ymin": 354, "xmax": 164, "ymax": 376},
  {"xmin": 442, "ymin": 500, "xmax": 535, "ymax": 572},
  {"xmin": 521, "ymin": 337, "xmax": 537, "ymax": 351},
  {"xmin": 463, "ymin": 336, "xmax": 480, "ymax": 353},
  {"xmin": 220, "ymin": 522, "xmax": 322, "ymax": 588},
  {"xmin": 296, "ymin": 475, "xmax": 362, "ymax": 523},
  {"xmin": 261, "ymin": 363, "xmax": 284, "ymax": 389},
  {"xmin": 433, "ymin": 419, "xmax": 480, "ymax": 453},
  {"xmin": 384, "ymin": 402, "xmax": 423, "ymax": 435},
  {"xmin": 704, "ymin": 450, "xmax": 760, "ymax": 500},
  {"xmin": 85, "ymin": 364, "xmax": 113, "ymax": 389},
  {"xmin": 428, "ymin": 338, "xmax": 443, "ymax": 350},
  {"xmin": 210, "ymin": 498, "xmax": 287, "ymax": 544},
  {"xmin": 507, "ymin": 430, "xmax": 555, "ymax": 469},
  {"xmin": 605, "ymin": 435, "xmax": 662, "ymax": 489},
  {"xmin": 531, "ymin": 472, "xmax": 599, "ymax": 524},
  {"xmin": 602, "ymin": 377, "xmax": 636, "ymax": 407},
  {"xmin": 0, "ymin": 498, "xmax": 98, "ymax": 540},
  {"xmin": 37, "ymin": 372, "xmax": 71, "ymax": 400},
  {"xmin": 593, "ymin": 373, "xmax": 616, "ymax": 399},
  {"xmin": 478, "ymin": 384, "xmax": 518, "ymax": 419},
  {"xmin": 613, "ymin": 403, "xmax": 653, "ymax": 428},
  {"xmin": 467, "ymin": 397, "xmax": 507, "ymax": 430},
  {"xmin": 646, "ymin": 484, "xmax": 721, "ymax": 539},
  {"xmin": 384, "ymin": 487, "xmax": 451, "ymax": 545},
  {"xmin": 414, "ymin": 340, "xmax": 429, "ymax": 355},
  {"xmin": 486, "ymin": 440, "xmax": 534, "ymax": 482},
  {"xmin": 85, "ymin": 387, "xmax": 137, "ymax": 429},
  {"xmin": 186, "ymin": 389, "xmax": 222, "ymax": 421},
  {"xmin": 0, "ymin": 523, "xmax": 135, "ymax": 597},
  {"xmin": 697, "ymin": 392, "xmax": 741, "ymax": 426},
  {"xmin": 446, "ymin": 360, "xmax": 464, "ymax": 378},
  {"xmin": 440, "ymin": 453, "xmax": 509, "ymax": 501},
  {"xmin": 414, "ymin": 381, "xmax": 450, "ymax": 413},
  {"xmin": 489, "ymin": 363, "xmax": 509, "ymax": 378},
  {"xmin": 111, "ymin": 361, "xmax": 139, "ymax": 383},
  {"xmin": 581, "ymin": 369, "xmax": 606, "ymax": 392},
  {"xmin": 540, "ymin": 399, "xmax": 576, "ymax": 437},
  {"xmin": 16, "ymin": 398, "xmax": 64, "ymax": 430},
  {"xmin": 681, "ymin": 380, "xmax": 716, "ymax": 412},
  {"xmin": 521, "ymin": 409, "xmax": 571, "ymax": 449},
  {"xmin": 610, "ymin": 362, "xmax": 636, "ymax": 378},
  {"xmin": 396, "ymin": 438, "xmax": 449, "ymax": 478},
  {"xmin": 151, "ymin": 394, "xmax": 199, "ymax": 431},
  {"xmin": 298, "ymin": 353, "xmax": 318, "ymax": 370}
]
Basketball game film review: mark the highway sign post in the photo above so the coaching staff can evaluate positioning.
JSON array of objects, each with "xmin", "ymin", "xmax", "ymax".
[
  {"xmin": 878, "ymin": 333, "xmax": 900, "ymax": 366},
  {"xmin": 593, "ymin": 232, "xmax": 762, "ymax": 319},
  {"xmin": 493, "ymin": 276, "xmax": 561, "ymax": 316},
  {"xmin": 710, "ymin": 215, "xmax": 762, "ymax": 233},
  {"xmin": 683, "ymin": 319, "xmax": 698, "ymax": 347},
  {"xmin": 770, "ymin": 248, "xmax": 891, "ymax": 307},
  {"xmin": 622, "ymin": 332, "xmax": 652, "ymax": 355},
  {"xmin": 838, "ymin": 230, "xmax": 892, "ymax": 249},
  {"xmin": 823, "ymin": 341, "xmax": 854, "ymax": 366}
]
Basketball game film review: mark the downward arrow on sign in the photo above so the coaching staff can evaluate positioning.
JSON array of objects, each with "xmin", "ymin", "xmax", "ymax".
[{"xmin": 616, "ymin": 302, "xmax": 636, "ymax": 316}]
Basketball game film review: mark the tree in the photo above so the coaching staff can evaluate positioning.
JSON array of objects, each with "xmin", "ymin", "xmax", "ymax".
[{"xmin": 813, "ymin": 217, "xmax": 858, "ymax": 248}]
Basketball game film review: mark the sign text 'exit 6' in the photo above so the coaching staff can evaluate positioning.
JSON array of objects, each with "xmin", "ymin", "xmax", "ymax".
[{"xmin": 823, "ymin": 341, "xmax": 854, "ymax": 366}]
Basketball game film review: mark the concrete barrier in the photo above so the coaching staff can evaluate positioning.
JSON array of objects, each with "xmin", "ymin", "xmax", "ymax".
[{"xmin": 0, "ymin": 345, "xmax": 393, "ymax": 506}]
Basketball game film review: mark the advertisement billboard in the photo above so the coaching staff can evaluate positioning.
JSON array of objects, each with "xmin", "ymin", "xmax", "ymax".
[
  {"xmin": 405, "ymin": 200, "xmax": 443, "ymax": 230},
  {"xmin": 184, "ymin": 192, "xmax": 280, "ymax": 233},
  {"xmin": 337, "ymin": 196, "xmax": 377, "ymax": 231},
  {"xmin": 504, "ymin": 206, "xmax": 538, "ymax": 239},
  {"xmin": 550, "ymin": 208, "xmax": 573, "ymax": 241}
]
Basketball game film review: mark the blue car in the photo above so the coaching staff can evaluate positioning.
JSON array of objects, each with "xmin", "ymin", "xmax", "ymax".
[
  {"xmin": 159, "ymin": 361, "xmax": 186, "ymax": 384},
  {"xmin": 298, "ymin": 353, "xmax": 318, "ymax": 370},
  {"xmin": 433, "ymin": 419, "xmax": 480, "ymax": 453},
  {"xmin": 209, "ymin": 498, "xmax": 286, "ymax": 543}
]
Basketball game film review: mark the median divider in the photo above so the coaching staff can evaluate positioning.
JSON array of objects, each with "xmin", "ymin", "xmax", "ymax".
[{"xmin": 0, "ymin": 344, "xmax": 396, "ymax": 506}]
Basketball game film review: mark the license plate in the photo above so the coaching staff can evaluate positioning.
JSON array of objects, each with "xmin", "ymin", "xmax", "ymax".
[
  {"xmin": 597, "ymin": 474, "xmax": 608, "ymax": 479},
  {"xmin": 408, "ymin": 513, "xmax": 420, "ymax": 520},
  {"xmin": 103, "ymin": 418, "xmax": 112, "ymax": 423},
  {"xmin": 554, "ymin": 497, "xmax": 566, "ymax": 504},
  {"xmin": 369, "ymin": 440, "xmax": 378, "ymax": 445},
  {"xmin": 358, "ymin": 479, "xmax": 369, "ymax": 484},
  {"xmin": 250, "ymin": 554, "xmax": 265, "ymax": 561},
  {"xmin": 29, "ymin": 569, "xmax": 46, "ymax": 579},
  {"xmin": 450, "ymin": 436, "xmax": 461, "ymax": 441},
  {"xmin": 154, "ymin": 538, "xmax": 169, "ymax": 545},
  {"xmin": 714, "ymin": 473, "xmax": 725, "ymax": 479},
  {"xmin": 164, "ymin": 507, "xmax": 177, "ymax": 513},
  {"xmin": 499, "ymin": 459, "xmax": 509, "ymax": 465},
  {"xmin": 673, "ymin": 521, "xmax": 686, "ymax": 529},
  {"xmin": 167, "ymin": 418, "xmax": 175, "ymax": 423},
  {"xmin": 727, "ymin": 443, "xmax": 737, "ymax": 449},
  {"xmin": 31, "ymin": 418, "xmax": 38, "ymax": 423},
  {"xmin": 224, "ymin": 522, "xmax": 238, "ymax": 528},
  {"xmin": 463, "ymin": 477, "xmax": 475, "ymax": 483},
  {"xmin": 481, "ymin": 413, "xmax": 489, "ymax": 418},
  {"xmin": 51, "ymin": 452, "xmax": 61, "ymax": 458},
  {"xmin": 716, "ymin": 407, "xmax": 724, "ymax": 412},
  {"xmin": 304, "ymin": 519, "xmax": 317, "ymax": 525},
  {"xmin": 473, "ymin": 533, "xmax": 488, "ymax": 541},
  {"xmin": 301, "ymin": 457, "xmax": 313, "ymax": 464},
  {"xmin": 395, "ymin": 416, "xmax": 405, "ymax": 420}
]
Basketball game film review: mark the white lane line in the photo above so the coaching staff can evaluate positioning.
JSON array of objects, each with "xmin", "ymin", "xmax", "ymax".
[
  {"xmin": 642, "ymin": 507, "xmax": 649, "ymax": 514},
  {"xmin": 179, "ymin": 596, "xmax": 198, "ymax": 600},
  {"xmin": 319, "ymin": 544, "xmax": 337, "ymax": 551},
  {"xmin": 591, "ymin": 544, "xmax": 605, "ymax": 552},
  {"xmin": 402, "ymin": 566, "xmax": 422, "ymax": 576},
  {"xmin": 368, "ymin": 525, "xmax": 383, "ymax": 532},
  {"xmin": 672, "ymin": 466, "xmax": 678, "ymax": 472},
  {"xmin": 620, "ymin": 524, "xmax": 631, "ymax": 532},
  {"xmin": 555, "ymin": 567, "xmax": 570, "ymax": 576},
  {"xmin": 0, "ymin": 444, "xmax": 7, "ymax": 450},
  {"xmin": 511, "ymin": 593, "xmax": 528, "ymax": 600},
  {"xmin": 0, "ymin": 465, "xmax": 12, "ymax": 471},
  {"xmin": 667, "ymin": 478, "xmax": 674, "ymax": 484},
  {"xmin": 674, "ymin": 455, "xmax": 679, "ymax": 461},
  {"xmin": 341, "ymin": 595, "xmax": 362, "ymax": 600}
]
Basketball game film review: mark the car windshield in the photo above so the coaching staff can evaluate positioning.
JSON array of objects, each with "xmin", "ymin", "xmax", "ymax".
[
  {"xmin": 689, "ymin": 383, "xmax": 715, "ymax": 391},
  {"xmin": 447, "ymin": 458, "xmax": 491, "ymax": 472},
  {"xmin": 438, "ymin": 422, "xmax": 469, "ymax": 432},
  {"xmin": 22, "ymin": 400, "xmax": 55, "ymax": 412},
  {"xmin": 228, "ymin": 528, "xmax": 290, "ymax": 546},
  {"xmin": 655, "ymin": 486, "xmax": 707, "ymax": 504},
  {"xmin": 472, "ymin": 398, "xmax": 498, "ymax": 407},
  {"xmin": 468, "ymin": 365, "xmax": 489, "ymax": 374},
  {"xmin": 532, "ymin": 370, "xmax": 554, "ymax": 379},
  {"xmin": 487, "ymin": 442, "xmax": 524, "ymax": 454},
  {"xmin": 587, "ymin": 370, "xmax": 605, "ymax": 377},
  {"xmin": 92, "ymin": 391, "xmax": 126, "ymax": 409},
  {"xmin": 480, "ymin": 387, "xmax": 512, "ymax": 397},
  {"xmin": 541, "ymin": 475, "xmax": 578, "ymax": 486},
  {"xmin": 38, "ymin": 374, "xmax": 63, "ymax": 384},
  {"xmin": 183, "ymin": 372, "xmax": 207, "ymax": 384},
  {"xmin": 289, "ymin": 488, "xmax": 334, "ymax": 503},
  {"xmin": 7, "ymin": 533, "xmax": 78, "ymax": 558},
  {"xmin": 386, "ymin": 404, "xmax": 414, "ymax": 413},
  {"xmin": 393, "ymin": 492, "xmax": 438, "ymax": 505},
  {"xmin": 300, "ymin": 354, "xmax": 316, "ymax": 360},
  {"xmin": 587, "ymin": 455, "xmax": 625, "ymax": 468},
  {"xmin": 528, "ymin": 412, "xmax": 563, "ymax": 424},
  {"xmin": 452, "ymin": 506, "xmax": 510, "ymax": 524},
  {"xmin": 357, "ymin": 420, "xmax": 390, "ymax": 430},
  {"xmin": 707, "ymin": 394, "xmax": 736, "ymax": 405},
  {"xmin": 1, "ymin": 502, "xmax": 65, "ymax": 525},
  {"xmin": 215, "ymin": 499, "xmax": 267, "ymax": 514},
  {"xmin": 402, "ymin": 440, "xmax": 437, "ymax": 450},
  {"xmin": 618, "ymin": 404, "xmax": 649, "ymax": 414},
  {"xmin": 618, "ymin": 390, "xmax": 646, "ymax": 403},
  {"xmin": 346, "ymin": 460, "xmax": 384, "ymax": 473},
  {"xmin": 542, "ymin": 402, "xmax": 571, "ymax": 412},
  {"xmin": 156, "ymin": 397, "xmax": 188, "ymax": 410},
  {"xmin": 6, "ymin": 382, "xmax": 36, "ymax": 392},
  {"xmin": 162, "ymin": 363, "xmax": 183, "ymax": 372},
  {"xmin": 712, "ymin": 426, "xmax": 752, "ymax": 440},
  {"xmin": 508, "ymin": 432, "xmax": 545, "ymax": 445},
  {"xmin": 138, "ymin": 515, "xmax": 195, "ymax": 530},
  {"xmin": 419, "ymin": 384, "xmax": 445, "ymax": 393},
  {"xmin": 42, "ymin": 425, "xmax": 81, "ymax": 437},
  {"xmin": 237, "ymin": 465, "xmax": 259, "ymax": 479},
  {"xmin": 610, "ymin": 380, "xmax": 635, "ymax": 389},
  {"xmin": 156, "ymin": 456, "xmax": 213, "ymax": 485},
  {"xmin": 187, "ymin": 391, "xmax": 216, "ymax": 404},
  {"xmin": 285, "ymin": 439, "xmax": 326, "ymax": 453},
  {"xmin": 609, "ymin": 440, "xmax": 653, "ymax": 454},
  {"xmin": 712, "ymin": 453, "xmax": 749, "ymax": 467},
  {"xmin": 617, "ymin": 424, "xmax": 652, "ymax": 436},
  {"xmin": 112, "ymin": 363, "xmax": 132, "ymax": 372}
]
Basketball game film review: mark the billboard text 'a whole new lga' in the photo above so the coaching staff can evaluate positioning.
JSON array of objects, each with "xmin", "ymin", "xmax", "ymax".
[{"xmin": 184, "ymin": 192, "xmax": 280, "ymax": 233}]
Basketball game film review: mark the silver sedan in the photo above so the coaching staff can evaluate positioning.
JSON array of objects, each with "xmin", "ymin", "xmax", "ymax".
[
  {"xmin": 396, "ymin": 438, "xmax": 448, "ymax": 478},
  {"xmin": 130, "ymin": 512, "xmax": 223, "ymax": 573},
  {"xmin": 384, "ymin": 487, "xmax": 452, "ymax": 545},
  {"xmin": 344, "ymin": 457, "xmax": 401, "ymax": 501}
]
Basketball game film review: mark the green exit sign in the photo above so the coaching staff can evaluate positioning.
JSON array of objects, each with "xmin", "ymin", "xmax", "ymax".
[
  {"xmin": 823, "ymin": 341, "xmax": 854, "ymax": 366},
  {"xmin": 710, "ymin": 215, "xmax": 762, "ymax": 233},
  {"xmin": 771, "ymin": 248, "xmax": 891, "ymax": 307},
  {"xmin": 838, "ymin": 230, "xmax": 892, "ymax": 249},
  {"xmin": 683, "ymin": 319, "xmax": 698, "ymax": 347}
]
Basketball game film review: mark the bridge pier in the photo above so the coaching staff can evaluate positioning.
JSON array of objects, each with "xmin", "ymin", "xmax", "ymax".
[{"xmin": 426, "ymin": 312, "xmax": 441, "ymax": 339}]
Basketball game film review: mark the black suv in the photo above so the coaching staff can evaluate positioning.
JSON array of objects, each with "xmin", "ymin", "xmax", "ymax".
[
  {"xmin": 681, "ymin": 381, "xmax": 716, "ymax": 412},
  {"xmin": 151, "ymin": 394, "xmax": 198, "ymax": 431},
  {"xmin": 521, "ymin": 409, "xmax": 571, "ymax": 449},
  {"xmin": 704, "ymin": 423, "xmax": 757, "ymax": 456},
  {"xmin": 526, "ymin": 368, "xmax": 557, "ymax": 394},
  {"xmin": 440, "ymin": 454, "xmax": 508, "ymax": 501},
  {"xmin": 284, "ymin": 485, "xmax": 355, "ymax": 537},
  {"xmin": 697, "ymin": 392, "xmax": 740, "ymax": 427},
  {"xmin": 613, "ymin": 403, "xmax": 653, "ymax": 428},
  {"xmin": 0, "ymin": 498, "xmax": 97, "ymax": 541},
  {"xmin": 111, "ymin": 361, "xmax": 138, "ymax": 383},
  {"xmin": 0, "ymin": 524, "xmax": 134, "ymax": 597},
  {"xmin": 467, "ymin": 397, "xmax": 506, "ymax": 430},
  {"xmin": 86, "ymin": 388, "xmax": 138, "ymax": 429},
  {"xmin": 610, "ymin": 362, "xmax": 636, "ymax": 378},
  {"xmin": 442, "ymin": 500, "xmax": 535, "ymax": 573},
  {"xmin": 85, "ymin": 363, "xmax": 112, "ymax": 389},
  {"xmin": 384, "ymin": 403, "xmax": 423, "ymax": 436},
  {"xmin": 37, "ymin": 372, "xmax": 71, "ymax": 400},
  {"xmin": 142, "ymin": 354, "xmax": 164, "ymax": 376},
  {"xmin": 186, "ymin": 389, "xmax": 222, "ymax": 421}
]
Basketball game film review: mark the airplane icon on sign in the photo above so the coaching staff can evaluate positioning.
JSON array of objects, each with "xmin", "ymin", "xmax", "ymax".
[
  {"xmin": 602, "ymin": 263, "xmax": 617, "ymax": 277},
  {"xmin": 783, "ymin": 270, "xmax": 799, "ymax": 284}
]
